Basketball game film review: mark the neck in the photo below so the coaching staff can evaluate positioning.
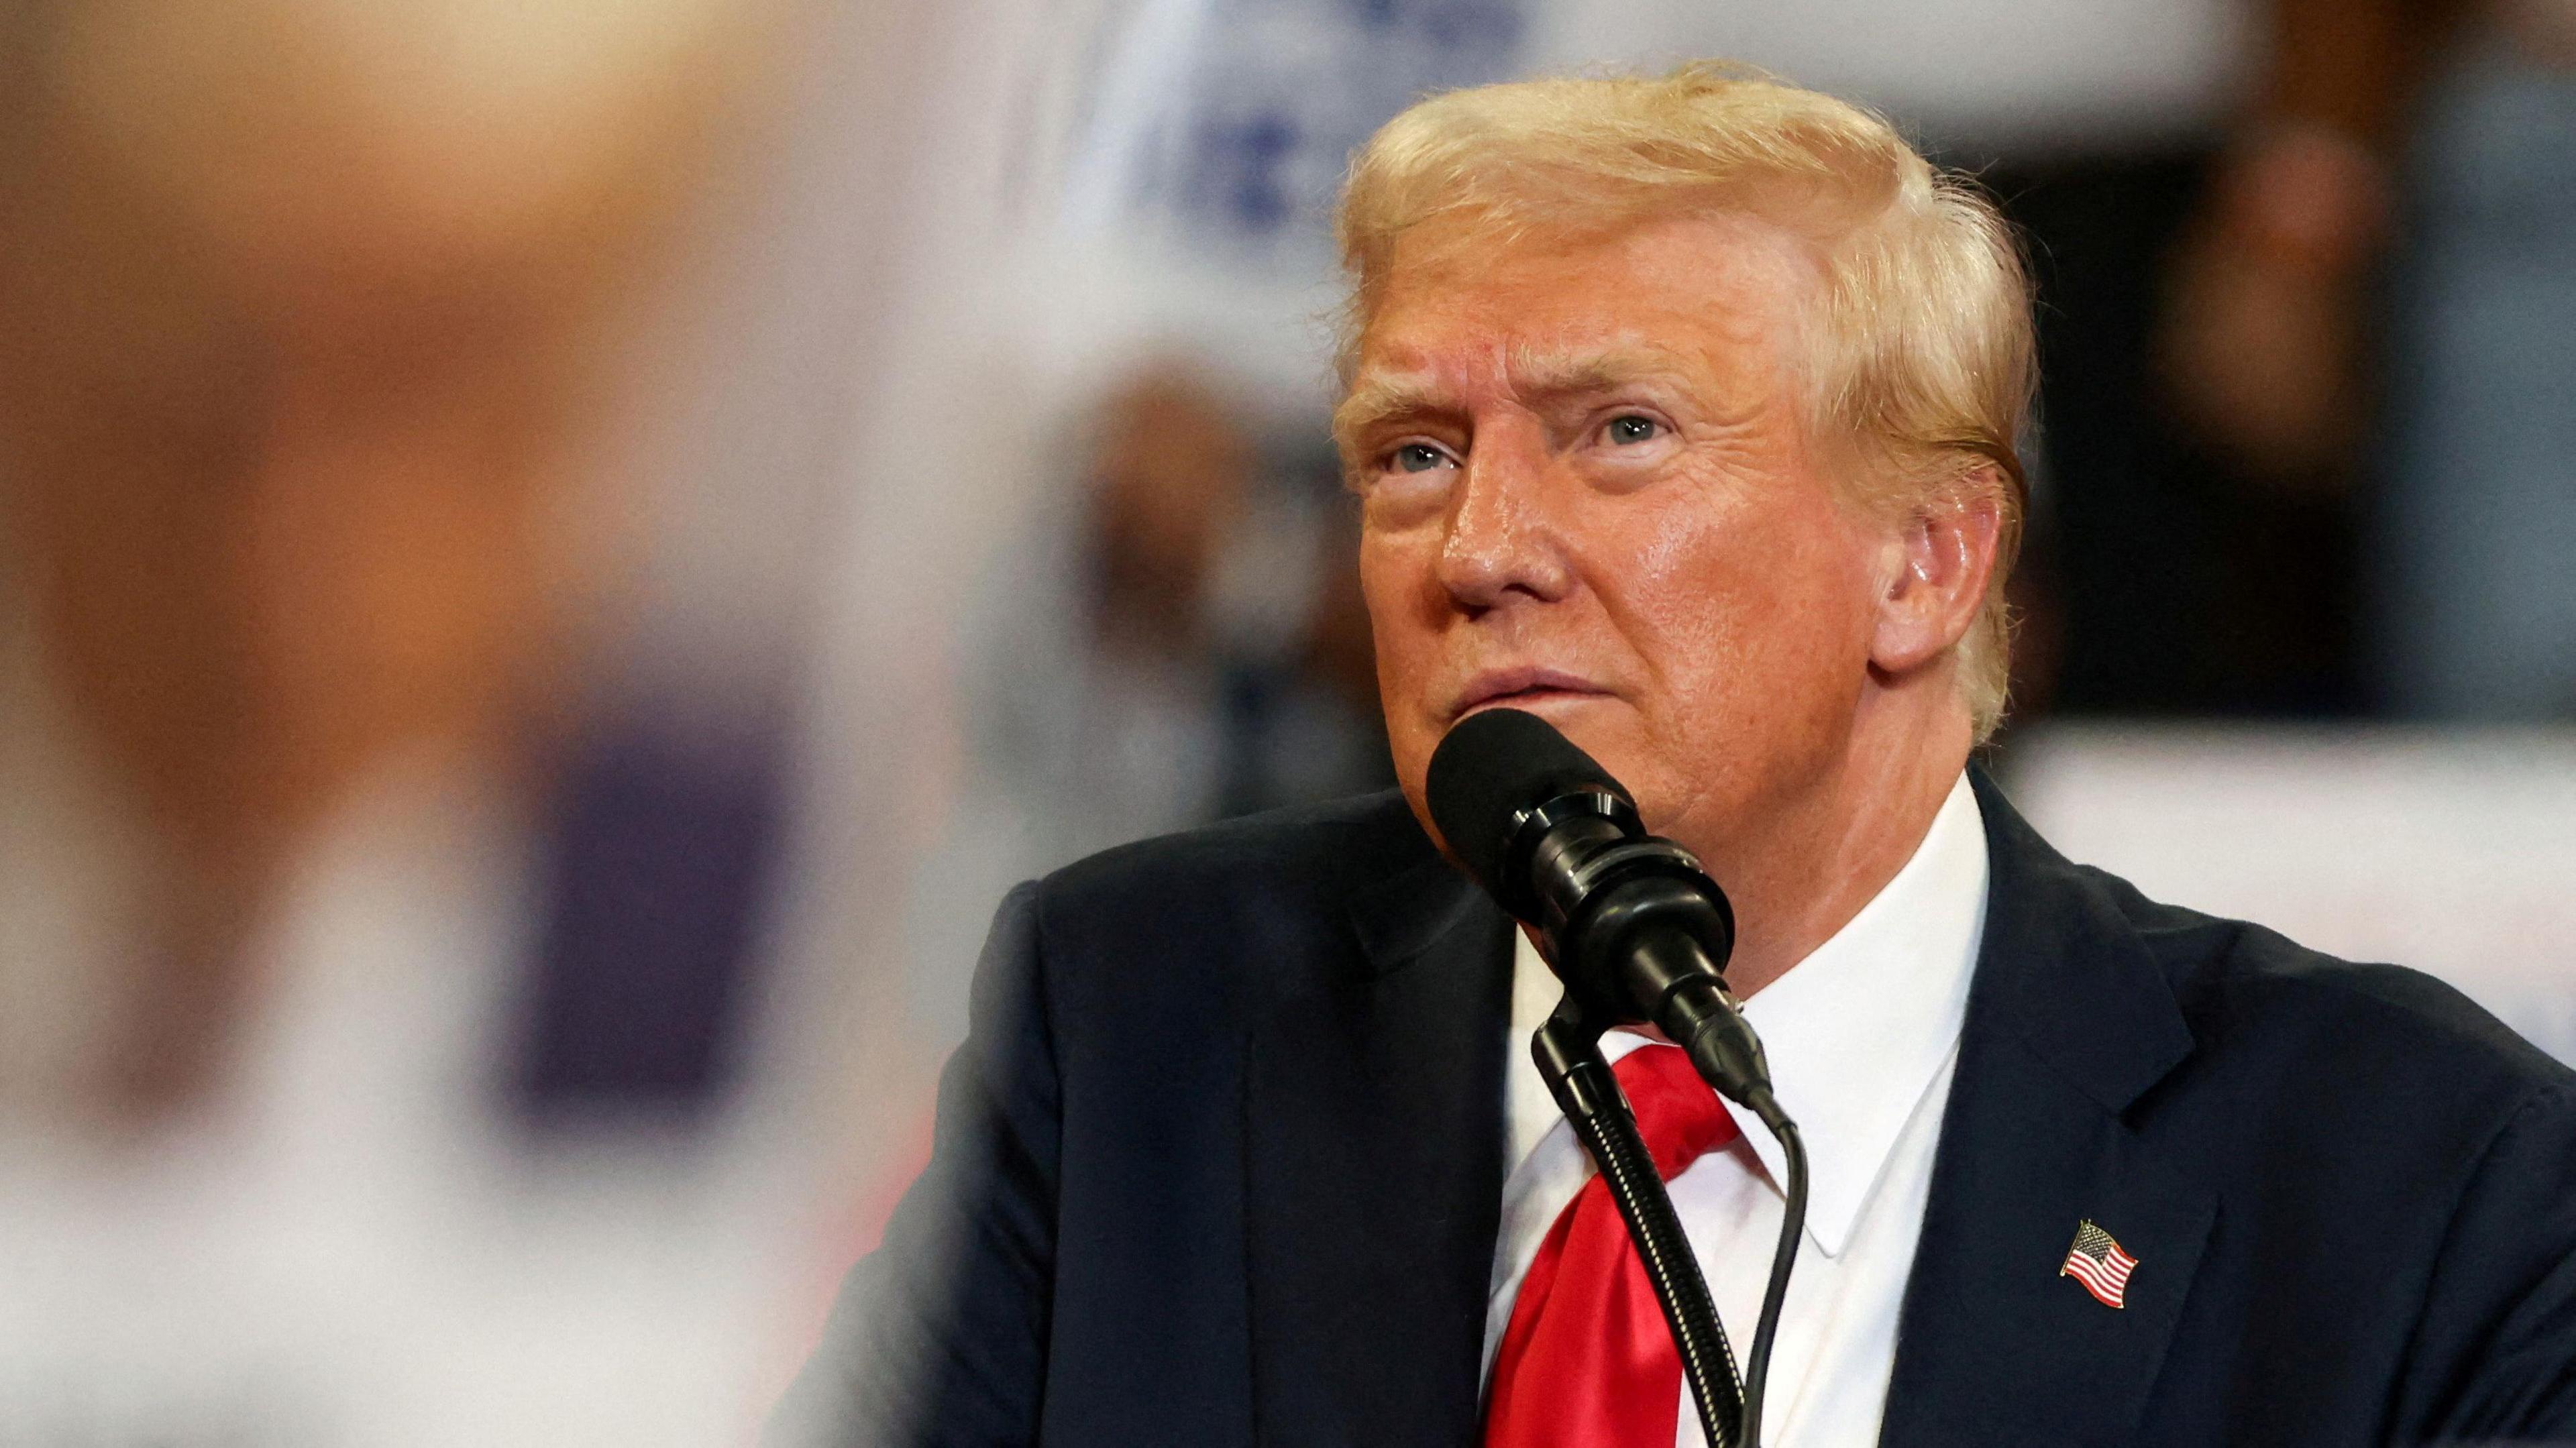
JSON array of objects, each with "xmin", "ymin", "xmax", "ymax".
[{"xmin": 1693, "ymin": 695, "xmax": 1973, "ymax": 999}]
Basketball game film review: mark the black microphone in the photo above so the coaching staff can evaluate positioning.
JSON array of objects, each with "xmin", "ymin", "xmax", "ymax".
[
  {"xmin": 1426, "ymin": 706, "xmax": 1785, "ymax": 1128},
  {"xmin": 1430, "ymin": 707, "xmax": 1810, "ymax": 1448}
]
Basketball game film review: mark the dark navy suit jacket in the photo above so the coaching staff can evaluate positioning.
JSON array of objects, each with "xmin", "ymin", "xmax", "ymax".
[{"xmin": 784, "ymin": 772, "xmax": 2576, "ymax": 1445}]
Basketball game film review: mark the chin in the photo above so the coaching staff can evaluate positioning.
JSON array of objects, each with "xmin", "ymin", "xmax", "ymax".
[{"xmin": 1521, "ymin": 707, "xmax": 1705, "ymax": 830}]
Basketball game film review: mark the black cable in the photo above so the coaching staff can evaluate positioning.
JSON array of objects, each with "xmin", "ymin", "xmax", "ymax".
[
  {"xmin": 1534, "ymin": 1013, "xmax": 1743, "ymax": 1448},
  {"xmin": 1739, "ymin": 1117, "xmax": 1808, "ymax": 1448}
]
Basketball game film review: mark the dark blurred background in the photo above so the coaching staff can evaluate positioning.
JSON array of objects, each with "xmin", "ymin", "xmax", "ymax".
[{"xmin": 1, "ymin": 0, "xmax": 2569, "ymax": 1440}]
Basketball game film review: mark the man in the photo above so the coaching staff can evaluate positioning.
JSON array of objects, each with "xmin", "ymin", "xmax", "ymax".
[{"xmin": 782, "ymin": 66, "xmax": 2576, "ymax": 1446}]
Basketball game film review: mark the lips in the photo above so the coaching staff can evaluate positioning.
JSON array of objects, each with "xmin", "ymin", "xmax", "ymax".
[{"xmin": 1449, "ymin": 665, "xmax": 1613, "ymax": 720}]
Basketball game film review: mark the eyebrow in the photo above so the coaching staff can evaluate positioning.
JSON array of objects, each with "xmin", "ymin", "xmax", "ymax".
[
  {"xmin": 1332, "ymin": 342, "xmax": 1693, "ymax": 451},
  {"xmin": 1330, "ymin": 372, "xmax": 1442, "ymax": 453}
]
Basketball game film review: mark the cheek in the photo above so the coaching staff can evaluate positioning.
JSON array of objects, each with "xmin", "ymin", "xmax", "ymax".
[
  {"xmin": 1358, "ymin": 528, "xmax": 1454, "ymax": 797},
  {"xmin": 1357, "ymin": 530, "xmax": 1438, "ymax": 707},
  {"xmin": 1611, "ymin": 485, "xmax": 1878, "ymax": 731}
]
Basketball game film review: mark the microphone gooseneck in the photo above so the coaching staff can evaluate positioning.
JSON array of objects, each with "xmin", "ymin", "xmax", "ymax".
[
  {"xmin": 1534, "ymin": 1006, "xmax": 1745, "ymax": 1448},
  {"xmin": 1427, "ymin": 706, "xmax": 1809, "ymax": 1448}
]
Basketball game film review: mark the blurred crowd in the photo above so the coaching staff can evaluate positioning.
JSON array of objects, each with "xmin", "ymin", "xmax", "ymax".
[{"xmin": 0, "ymin": 0, "xmax": 2569, "ymax": 1440}]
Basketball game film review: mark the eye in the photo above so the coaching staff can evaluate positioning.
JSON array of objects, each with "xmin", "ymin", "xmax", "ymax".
[
  {"xmin": 1390, "ymin": 442, "xmax": 1454, "ymax": 474},
  {"xmin": 1605, "ymin": 414, "xmax": 1660, "ymax": 445}
]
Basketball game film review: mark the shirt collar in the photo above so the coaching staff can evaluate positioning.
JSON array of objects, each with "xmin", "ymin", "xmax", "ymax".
[
  {"xmin": 1506, "ymin": 773, "xmax": 1990, "ymax": 1256},
  {"xmin": 1726, "ymin": 771, "xmax": 1988, "ymax": 1258}
]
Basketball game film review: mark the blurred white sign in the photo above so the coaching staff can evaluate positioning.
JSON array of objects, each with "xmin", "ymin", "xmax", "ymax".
[{"xmin": 2010, "ymin": 725, "xmax": 2576, "ymax": 1067}]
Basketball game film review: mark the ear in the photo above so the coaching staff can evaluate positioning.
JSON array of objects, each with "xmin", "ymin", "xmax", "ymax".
[{"xmin": 1870, "ymin": 474, "xmax": 2002, "ymax": 677}]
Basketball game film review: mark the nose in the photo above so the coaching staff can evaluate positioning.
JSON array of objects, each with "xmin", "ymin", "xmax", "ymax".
[{"xmin": 1436, "ymin": 422, "xmax": 1572, "ymax": 615}]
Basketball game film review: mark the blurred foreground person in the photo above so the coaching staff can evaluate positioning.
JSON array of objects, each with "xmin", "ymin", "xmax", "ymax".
[
  {"xmin": 783, "ymin": 66, "xmax": 2576, "ymax": 1447},
  {"xmin": 0, "ymin": 1, "xmax": 818, "ymax": 1441}
]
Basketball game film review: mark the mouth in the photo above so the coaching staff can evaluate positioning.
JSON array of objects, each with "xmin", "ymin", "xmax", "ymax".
[{"xmin": 1449, "ymin": 666, "xmax": 1613, "ymax": 721}]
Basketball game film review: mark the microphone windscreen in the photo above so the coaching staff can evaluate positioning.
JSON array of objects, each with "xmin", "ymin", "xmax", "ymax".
[{"xmin": 1425, "ymin": 708, "xmax": 1629, "ymax": 892}]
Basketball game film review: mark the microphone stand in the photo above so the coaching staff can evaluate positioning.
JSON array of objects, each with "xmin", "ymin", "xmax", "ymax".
[{"xmin": 1534, "ymin": 999, "xmax": 1811, "ymax": 1448}]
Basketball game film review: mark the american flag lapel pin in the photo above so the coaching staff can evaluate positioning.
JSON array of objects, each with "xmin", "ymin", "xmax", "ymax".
[{"xmin": 2060, "ymin": 1219, "xmax": 2139, "ymax": 1308}]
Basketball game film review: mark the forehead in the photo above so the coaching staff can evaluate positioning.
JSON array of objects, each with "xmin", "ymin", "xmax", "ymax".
[{"xmin": 1349, "ymin": 209, "xmax": 1821, "ymax": 400}]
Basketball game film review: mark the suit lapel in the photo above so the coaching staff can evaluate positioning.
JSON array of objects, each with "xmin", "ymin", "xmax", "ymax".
[
  {"xmin": 1880, "ymin": 770, "xmax": 2215, "ymax": 1448},
  {"xmin": 1244, "ymin": 838, "xmax": 1514, "ymax": 1447}
]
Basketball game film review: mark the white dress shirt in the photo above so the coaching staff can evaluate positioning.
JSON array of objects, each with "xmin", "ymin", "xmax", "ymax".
[{"xmin": 1485, "ymin": 773, "xmax": 1990, "ymax": 1448}]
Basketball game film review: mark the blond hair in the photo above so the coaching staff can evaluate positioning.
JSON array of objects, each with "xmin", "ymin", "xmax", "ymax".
[{"xmin": 1336, "ymin": 63, "xmax": 2035, "ymax": 740}]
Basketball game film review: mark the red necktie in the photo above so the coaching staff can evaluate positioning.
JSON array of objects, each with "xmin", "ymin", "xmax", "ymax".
[{"xmin": 1484, "ymin": 1042, "xmax": 1742, "ymax": 1448}]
